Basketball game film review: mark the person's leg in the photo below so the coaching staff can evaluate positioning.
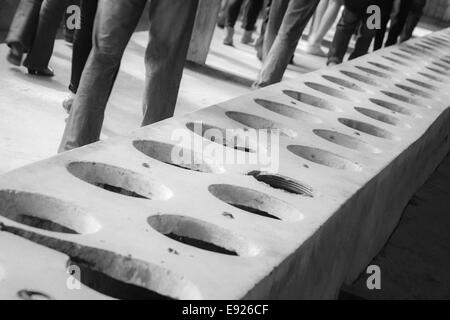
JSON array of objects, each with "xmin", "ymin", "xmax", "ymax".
[
  {"xmin": 141, "ymin": 0, "xmax": 199, "ymax": 126},
  {"xmin": 255, "ymin": 0, "xmax": 320, "ymax": 87},
  {"xmin": 63, "ymin": 0, "xmax": 99, "ymax": 113},
  {"xmin": 307, "ymin": 0, "xmax": 329, "ymax": 42},
  {"xmin": 224, "ymin": 0, "xmax": 244, "ymax": 45},
  {"xmin": 22, "ymin": 0, "xmax": 68, "ymax": 73},
  {"xmin": 374, "ymin": 0, "xmax": 394, "ymax": 50},
  {"xmin": 399, "ymin": 0, "xmax": 426, "ymax": 42},
  {"xmin": 349, "ymin": 12, "xmax": 376, "ymax": 60},
  {"xmin": 241, "ymin": 0, "xmax": 264, "ymax": 43},
  {"xmin": 69, "ymin": 0, "xmax": 99, "ymax": 94},
  {"xmin": 262, "ymin": 0, "xmax": 290, "ymax": 60},
  {"xmin": 385, "ymin": 0, "xmax": 412, "ymax": 46},
  {"xmin": 58, "ymin": 0, "xmax": 146, "ymax": 153},
  {"xmin": 5, "ymin": 0, "xmax": 43, "ymax": 65},
  {"xmin": 327, "ymin": 6, "xmax": 360, "ymax": 65},
  {"xmin": 255, "ymin": 0, "xmax": 272, "ymax": 60}
]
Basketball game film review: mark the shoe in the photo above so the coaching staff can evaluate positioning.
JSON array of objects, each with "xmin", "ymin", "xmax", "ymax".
[
  {"xmin": 62, "ymin": 93, "xmax": 75, "ymax": 114},
  {"xmin": 327, "ymin": 61, "xmax": 339, "ymax": 67},
  {"xmin": 6, "ymin": 44, "xmax": 23, "ymax": 66},
  {"xmin": 223, "ymin": 27, "xmax": 234, "ymax": 46},
  {"xmin": 241, "ymin": 31, "xmax": 254, "ymax": 45},
  {"xmin": 27, "ymin": 66, "xmax": 54, "ymax": 77},
  {"xmin": 302, "ymin": 44, "xmax": 327, "ymax": 57}
]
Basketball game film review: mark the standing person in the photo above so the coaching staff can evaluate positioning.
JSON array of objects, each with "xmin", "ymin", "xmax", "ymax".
[
  {"xmin": 303, "ymin": 0, "xmax": 344, "ymax": 57},
  {"xmin": 386, "ymin": 0, "xmax": 427, "ymax": 45},
  {"xmin": 327, "ymin": 0, "xmax": 384, "ymax": 66},
  {"xmin": 58, "ymin": 0, "xmax": 199, "ymax": 153},
  {"xmin": 223, "ymin": 0, "xmax": 265, "ymax": 46},
  {"xmin": 63, "ymin": 0, "xmax": 99, "ymax": 113},
  {"xmin": 253, "ymin": 0, "xmax": 320, "ymax": 88},
  {"xmin": 6, "ymin": 0, "xmax": 68, "ymax": 76}
]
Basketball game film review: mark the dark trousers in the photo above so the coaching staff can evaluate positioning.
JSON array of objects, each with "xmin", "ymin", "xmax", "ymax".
[
  {"xmin": 399, "ymin": 0, "xmax": 426, "ymax": 42},
  {"xmin": 69, "ymin": 0, "xmax": 98, "ymax": 94},
  {"xmin": 59, "ymin": 0, "xmax": 199, "ymax": 152},
  {"xmin": 385, "ymin": 0, "xmax": 427, "ymax": 46},
  {"xmin": 7, "ymin": 0, "xmax": 67, "ymax": 70},
  {"xmin": 254, "ymin": 0, "xmax": 319, "ymax": 87},
  {"xmin": 225, "ymin": 0, "xmax": 264, "ymax": 31},
  {"xmin": 327, "ymin": 7, "xmax": 376, "ymax": 65},
  {"xmin": 374, "ymin": 0, "xmax": 395, "ymax": 50}
]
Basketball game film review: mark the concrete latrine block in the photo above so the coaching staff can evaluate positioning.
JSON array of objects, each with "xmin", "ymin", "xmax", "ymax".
[{"xmin": 1, "ymin": 29, "xmax": 450, "ymax": 300}]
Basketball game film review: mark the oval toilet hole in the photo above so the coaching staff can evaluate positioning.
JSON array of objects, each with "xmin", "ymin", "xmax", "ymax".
[
  {"xmin": 369, "ymin": 98, "xmax": 418, "ymax": 117},
  {"xmin": 0, "ymin": 190, "xmax": 101, "ymax": 235},
  {"xmin": 368, "ymin": 61, "xmax": 399, "ymax": 73},
  {"xmin": 381, "ymin": 91, "xmax": 429, "ymax": 109},
  {"xmin": 254, "ymin": 99, "xmax": 323, "ymax": 123},
  {"xmin": 282, "ymin": 90, "xmax": 340, "ymax": 112},
  {"xmin": 406, "ymin": 79, "xmax": 438, "ymax": 91},
  {"xmin": 338, "ymin": 118, "xmax": 397, "ymax": 140},
  {"xmin": 67, "ymin": 261, "xmax": 175, "ymax": 300},
  {"xmin": 418, "ymin": 72, "xmax": 444, "ymax": 83},
  {"xmin": 395, "ymin": 84, "xmax": 432, "ymax": 99},
  {"xmin": 313, "ymin": 129, "xmax": 381, "ymax": 153},
  {"xmin": 133, "ymin": 140, "xmax": 224, "ymax": 174},
  {"xmin": 186, "ymin": 122, "xmax": 257, "ymax": 153},
  {"xmin": 208, "ymin": 184, "xmax": 304, "ymax": 222},
  {"xmin": 248, "ymin": 171, "xmax": 314, "ymax": 197},
  {"xmin": 287, "ymin": 145, "xmax": 362, "ymax": 172},
  {"xmin": 17, "ymin": 290, "xmax": 53, "ymax": 300},
  {"xmin": 225, "ymin": 111, "xmax": 298, "ymax": 138},
  {"xmin": 304, "ymin": 81, "xmax": 358, "ymax": 102},
  {"xmin": 382, "ymin": 56, "xmax": 411, "ymax": 67},
  {"xmin": 339, "ymin": 70, "xmax": 382, "ymax": 87},
  {"xmin": 391, "ymin": 51, "xmax": 416, "ymax": 60},
  {"xmin": 355, "ymin": 66, "xmax": 391, "ymax": 79},
  {"xmin": 148, "ymin": 215, "xmax": 260, "ymax": 257},
  {"xmin": 354, "ymin": 107, "xmax": 407, "ymax": 128},
  {"xmin": 426, "ymin": 66, "xmax": 450, "ymax": 76},
  {"xmin": 432, "ymin": 61, "xmax": 450, "ymax": 70},
  {"xmin": 67, "ymin": 162, "xmax": 173, "ymax": 200},
  {"xmin": 321, "ymin": 75, "xmax": 367, "ymax": 92}
]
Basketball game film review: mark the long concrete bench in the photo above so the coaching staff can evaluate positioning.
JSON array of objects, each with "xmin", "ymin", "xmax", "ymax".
[{"xmin": 1, "ymin": 28, "xmax": 450, "ymax": 300}]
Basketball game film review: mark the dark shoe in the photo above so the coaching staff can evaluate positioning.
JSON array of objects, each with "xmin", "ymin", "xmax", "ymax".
[
  {"xmin": 6, "ymin": 44, "xmax": 23, "ymax": 66},
  {"xmin": 28, "ymin": 67, "xmax": 54, "ymax": 77}
]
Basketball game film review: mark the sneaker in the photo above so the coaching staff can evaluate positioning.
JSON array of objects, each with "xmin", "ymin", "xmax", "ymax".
[
  {"xmin": 302, "ymin": 44, "xmax": 327, "ymax": 57},
  {"xmin": 62, "ymin": 93, "xmax": 75, "ymax": 113},
  {"xmin": 241, "ymin": 31, "xmax": 254, "ymax": 45},
  {"xmin": 223, "ymin": 27, "xmax": 235, "ymax": 46}
]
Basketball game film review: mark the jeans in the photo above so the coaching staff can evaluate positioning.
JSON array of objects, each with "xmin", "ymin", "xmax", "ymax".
[
  {"xmin": 59, "ymin": 0, "xmax": 199, "ymax": 152},
  {"xmin": 7, "ymin": 0, "xmax": 67, "ymax": 70},
  {"xmin": 225, "ymin": 0, "xmax": 264, "ymax": 31},
  {"xmin": 69, "ymin": 0, "xmax": 99, "ymax": 94},
  {"xmin": 254, "ymin": 0, "xmax": 319, "ymax": 87},
  {"xmin": 327, "ymin": 7, "xmax": 376, "ymax": 65}
]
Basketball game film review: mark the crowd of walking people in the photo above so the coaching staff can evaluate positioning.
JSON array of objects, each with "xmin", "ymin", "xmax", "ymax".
[{"xmin": 3, "ymin": 0, "xmax": 427, "ymax": 153}]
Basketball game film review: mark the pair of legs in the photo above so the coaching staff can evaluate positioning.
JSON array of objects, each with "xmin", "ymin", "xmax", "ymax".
[
  {"xmin": 254, "ymin": 0, "xmax": 320, "ymax": 88},
  {"xmin": 223, "ymin": 0, "xmax": 265, "ymax": 45},
  {"xmin": 327, "ymin": 6, "xmax": 376, "ymax": 65},
  {"xmin": 386, "ymin": 0, "xmax": 426, "ymax": 45},
  {"xmin": 304, "ymin": 0, "xmax": 344, "ymax": 56},
  {"xmin": 374, "ymin": 0, "xmax": 395, "ymax": 50},
  {"xmin": 6, "ymin": 0, "xmax": 67, "ymax": 75},
  {"xmin": 58, "ymin": 0, "xmax": 199, "ymax": 153}
]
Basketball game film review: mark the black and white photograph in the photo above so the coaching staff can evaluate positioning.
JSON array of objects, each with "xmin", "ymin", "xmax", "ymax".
[{"xmin": 0, "ymin": 0, "xmax": 449, "ymax": 309}]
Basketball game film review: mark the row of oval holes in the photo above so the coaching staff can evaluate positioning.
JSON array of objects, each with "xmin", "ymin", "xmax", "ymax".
[{"xmin": 3, "ymin": 37, "xmax": 449, "ymax": 300}]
